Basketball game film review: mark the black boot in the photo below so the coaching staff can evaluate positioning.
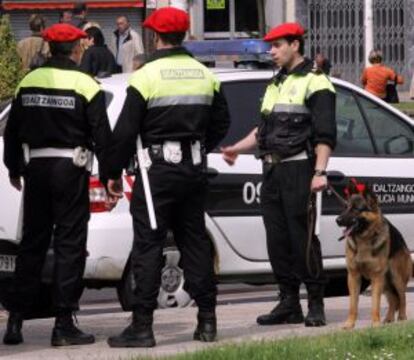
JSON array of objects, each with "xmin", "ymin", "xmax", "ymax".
[
  {"xmin": 257, "ymin": 285, "xmax": 304, "ymax": 325},
  {"xmin": 193, "ymin": 311, "xmax": 217, "ymax": 342},
  {"xmin": 3, "ymin": 312, "xmax": 23, "ymax": 345},
  {"xmin": 51, "ymin": 312, "xmax": 95, "ymax": 346},
  {"xmin": 305, "ymin": 284, "xmax": 326, "ymax": 327},
  {"xmin": 107, "ymin": 312, "xmax": 155, "ymax": 348}
]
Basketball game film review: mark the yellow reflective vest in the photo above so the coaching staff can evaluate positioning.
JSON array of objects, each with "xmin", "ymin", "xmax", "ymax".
[{"xmin": 258, "ymin": 58, "xmax": 336, "ymax": 158}]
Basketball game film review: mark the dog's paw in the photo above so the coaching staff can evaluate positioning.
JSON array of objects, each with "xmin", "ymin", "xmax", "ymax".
[
  {"xmin": 342, "ymin": 321, "xmax": 355, "ymax": 330},
  {"xmin": 383, "ymin": 317, "xmax": 394, "ymax": 324},
  {"xmin": 372, "ymin": 321, "xmax": 381, "ymax": 328},
  {"xmin": 397, "ymin": 315, "xmax": 407, "ymax": 321}
]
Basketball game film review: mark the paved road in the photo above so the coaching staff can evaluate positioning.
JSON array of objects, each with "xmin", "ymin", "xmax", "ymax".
[{"xmin": 0, "ymin": 284, "xmax": 413, "ymax": 360}]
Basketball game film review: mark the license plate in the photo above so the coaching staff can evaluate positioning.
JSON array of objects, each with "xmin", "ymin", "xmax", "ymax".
[{"xmin": 0, "ymin": 255, "xmax": 16, "ymax": 272}]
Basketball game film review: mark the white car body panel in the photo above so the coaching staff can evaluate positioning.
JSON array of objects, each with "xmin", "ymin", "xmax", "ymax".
[
  {"xmin": 1, "ymin": 69, "xmax": 414, "ymax": 287},
  {"xmin": 0, "ymin": 104, "xmax": 22, "ymax": 244}
]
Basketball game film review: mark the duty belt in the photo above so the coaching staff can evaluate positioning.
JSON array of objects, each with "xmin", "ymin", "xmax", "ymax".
[
  {"xmin": 263, "ymin": 150, "xmax": 308, "ymax": 164},
  {"xmin": 147, "ymin": 140, "xmax": 203, "ymax": 165},
  {"xmin": 23, "ymin": 145, "xmax": 93, "ymax": 170},
  {"xmin": 30, "ymin": 147, "xmax": 74, "ymax": 159}
]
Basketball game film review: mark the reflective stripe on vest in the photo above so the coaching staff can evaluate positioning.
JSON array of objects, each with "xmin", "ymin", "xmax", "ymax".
[
  {"xmin": 15, "ymin": 67, "xmax": 101, "ymax": 102},
  {"xmin": 148, "ymin": 94, "xmax": 213, "ymax": 109},
  {"xmin": 128, "ymin": 54, "xmax": 221, "ymax": 106},
  {"xmin": 271, "ymin": 104, "xmax": 310, "ymax": 115},
  {"xmin": 261, "ymin": 72, "xmax": 335, "ymax": 115}
]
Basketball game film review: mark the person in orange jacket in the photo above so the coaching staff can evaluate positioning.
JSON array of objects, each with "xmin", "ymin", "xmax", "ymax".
[{"xmin": 361, "ymin": 49, "xmax": 403, "ymax": 102}]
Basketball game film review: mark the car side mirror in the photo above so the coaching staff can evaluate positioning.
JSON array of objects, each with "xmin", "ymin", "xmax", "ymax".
[
  {"xmin": 206, "ymin": 167, "xmax": 219, "ymax": 178},
  {"xmin": 384, "ymin": 135, "xmax": 413, "ymax": 155},
  {"xmin": 327, "ymin": 170, "xmax": 346, "ymax": 184}
]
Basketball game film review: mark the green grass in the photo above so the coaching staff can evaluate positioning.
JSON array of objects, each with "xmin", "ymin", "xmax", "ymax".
[
  {"xmin": 392, "ymin": 101, "xmax": 414, "ymax": 113},
  {"xmin": 132, "ymin": 321, "xmax": 414, "ymax": 360}
]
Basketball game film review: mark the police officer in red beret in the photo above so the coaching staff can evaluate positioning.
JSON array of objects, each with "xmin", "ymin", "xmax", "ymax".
[
  {"xmin": 105, "ymin": 7, "xmax": 230, "ymax": 347},
  {"xmin": 3, "ymin": 23, "xmax": 112, "ymax": 346},
  {"xmin": 222, "ymin": 22, "xmax": 336, "ymax": 327}
]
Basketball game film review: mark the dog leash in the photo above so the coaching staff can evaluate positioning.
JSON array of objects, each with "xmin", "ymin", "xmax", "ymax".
[
  {"xmin": 306, "ymin": 183, "xmax": 348, "ymax": 278},
  {"xmin": 327, "ymin": 183, "xmax": 348, "ymax": 206},
  {"xmin": 306, "ymin": 192, "xmax": 320, "ymax": 279}
]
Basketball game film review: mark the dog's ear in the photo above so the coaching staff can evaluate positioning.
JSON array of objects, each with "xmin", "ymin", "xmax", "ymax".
[{"xmin": 363, "ymin": 184, "xmax": 378, "ymax": 210}]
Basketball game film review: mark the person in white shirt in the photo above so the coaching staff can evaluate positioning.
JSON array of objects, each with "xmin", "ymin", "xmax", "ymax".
[{"xmin": 112, "ymin": 15, "xmax": 144, "ymax": 73}]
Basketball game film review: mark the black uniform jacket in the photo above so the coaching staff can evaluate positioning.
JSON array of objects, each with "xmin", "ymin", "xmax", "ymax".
[
  {"xmin": 80, "ymin": 45, "xmax": 117, "ymax": 77},
  {"xmin": 105, "ymin": 47, "xmax": 230, "ymax": 179},
  {"xmin": 3, "ymin": 56, "xmax": 112, "ymax": 179},
  {"xmin": 284, "ymin": 59, "xmax": 335, "ymax": 150}
]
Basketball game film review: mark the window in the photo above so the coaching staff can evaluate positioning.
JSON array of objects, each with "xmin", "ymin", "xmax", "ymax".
[
  {"xmin": 235, "ymin": 1, "xmax": 259, "ymax": 33},
  {"xmin": 204, "ymin": 0, "xmax": 260, "ymax": 38},
  {"xmin": 358, "ymin": 96, "xmax": 414, "ymax": 156},
  {"xmin": 204, "ymin": 0, "xmax": 230, "ymax": 32},
  {"xmin": 334, "ymin": 86, "xmax": 375, "ymax": 155},
  {"xmin": 104, "ymin": 91, "xmax": 114, "ymax": 109},
  {"xmin": 0, "ymin": 118, "xmax": 6, "ymax": 137},
  {"xmin": 219, "ymin": 80, "xmax": 267, "ymax": 150}
]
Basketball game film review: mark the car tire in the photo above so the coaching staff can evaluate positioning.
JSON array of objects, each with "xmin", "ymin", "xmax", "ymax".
[
  {"xmin": 116, "ymin": 247, "xmax": 193, "ymax": 311},
  {"xmin": 157, "ymin": 247, "xmax": 193, "ymax": 309},
  {"xmin": 324, "ymin": 274, "xmax": 370, "ymax": 298}
]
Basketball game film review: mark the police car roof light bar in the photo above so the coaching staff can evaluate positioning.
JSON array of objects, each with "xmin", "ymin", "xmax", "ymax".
[{"xmin": 184, "ymin": 39, "xmax": 272, "ymax": 64}]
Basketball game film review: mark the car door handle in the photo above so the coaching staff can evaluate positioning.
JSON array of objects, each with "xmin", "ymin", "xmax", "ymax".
[
  {"xmin": 206, "ymin": 167, "xmax": 219, "ymax": 178},
  {"xmin": 327, "ymin": 170, "xmax": 346, "ymax": 184}
]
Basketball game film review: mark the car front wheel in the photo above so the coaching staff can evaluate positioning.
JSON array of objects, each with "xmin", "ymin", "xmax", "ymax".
[
  {"xmin": 117, "ymin": 247, "xmax": 193, "ymax": 311},
  {"xmin": 157, "ymin": 247, "xmax": 193, "ymax": 308}
]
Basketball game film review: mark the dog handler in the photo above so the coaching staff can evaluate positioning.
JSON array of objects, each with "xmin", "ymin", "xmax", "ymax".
[
  {"xmin": 2, "ymin": 23, "xmax": 112, "ymax": 345},
  {"xmin": 221, "ymin": 22, "xmax": 336, "ymax": 327}
]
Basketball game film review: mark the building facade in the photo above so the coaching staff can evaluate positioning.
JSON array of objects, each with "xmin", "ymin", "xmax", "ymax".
[
  {"xmin": 294, "ymin": 0, "xmax": 411, "ymax": 89},
  {"xmin": 184, "ymin": 0, "xmax": 412, "ymax": 89},
  {"xmin": 1, "ymin": 0, "xmax": 145, "ymax": 55},
  {"xmin": 2, "ymin": 0, "xmax": 413, "ymax": 89}
]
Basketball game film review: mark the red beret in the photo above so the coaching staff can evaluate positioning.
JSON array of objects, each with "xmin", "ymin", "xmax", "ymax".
[
  {"xmin": 42, "ymin": 23, "xmax": 87, "ymax": 43},
  {"xmin": 263, "ymin": 22, "xmax": 305, "ymax": 42},
  {"xmin": 143, "ymin": 7, "xmax": 189, "ymax": 33}
]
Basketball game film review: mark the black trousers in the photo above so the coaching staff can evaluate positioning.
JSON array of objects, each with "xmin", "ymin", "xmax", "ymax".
[
  {"xmin": 10, "ymin": 158, "xmax": 89, "ymax": 314},
  {"xmin": 261, "ymin": 159, "xmax": 326, "ymax": 289},
  {"xmin": 130, "ymin": 161, "xmax": 217, "ymax": 314}
]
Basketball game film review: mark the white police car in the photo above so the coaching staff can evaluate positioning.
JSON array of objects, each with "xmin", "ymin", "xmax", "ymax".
[{"xmin": 1, "ymin": 69, "xmax": 414, "ymax": 311}]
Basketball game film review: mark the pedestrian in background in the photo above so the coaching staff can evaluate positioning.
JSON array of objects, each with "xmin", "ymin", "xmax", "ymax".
[
  {"xmin": 111, "ymin": 15, "xmax": 144, "ymax": 73},
  {"xmin": 3, "ymin": 23, "xmax": 112, "ymax": 347},
  {"xmin": 361, "ymin": 49, "xmax": 403, "ymax": 102},
  {"xmin": 80, "ymin": 26, "xmax": 117, "ymax": 77},
  {"xmin": 315, "ymin": 53, "xmax": 331, "ymax": 75},
  {"xmin": 72, "ymin": 1, "xmax": 89, "ymax": 29},
  {"xmin": 105, "ymin": 7, "xmax": 230, "ymax": 347},
  {"xmin": 16, "ymin": 14, "xmax": 50, "ymax": 71},
  {"xmin": 59, "ymin": 10, "xmax": 73, "ymax": 24},
  {"xmin": 132, "ymin": 53, "xmax": 147, "ymax": 71},
  {"xmin": 222, "ymin": 22, "xmax": 336, "ymax": 328}
]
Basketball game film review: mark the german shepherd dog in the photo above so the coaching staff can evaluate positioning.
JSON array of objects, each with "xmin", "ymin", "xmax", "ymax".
[{"xmin": 336, "ymin": 180, "xmax": 412, "ymax": 329}]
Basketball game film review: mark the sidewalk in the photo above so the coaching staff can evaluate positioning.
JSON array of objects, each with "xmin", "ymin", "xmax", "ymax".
[
  {"xmin": 1, "ymin": 291, "xmax": 413, "ymax": 360},
  {"xmin": 399, "ymin": 91, "xmax": 411, "ymax": 102}
]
